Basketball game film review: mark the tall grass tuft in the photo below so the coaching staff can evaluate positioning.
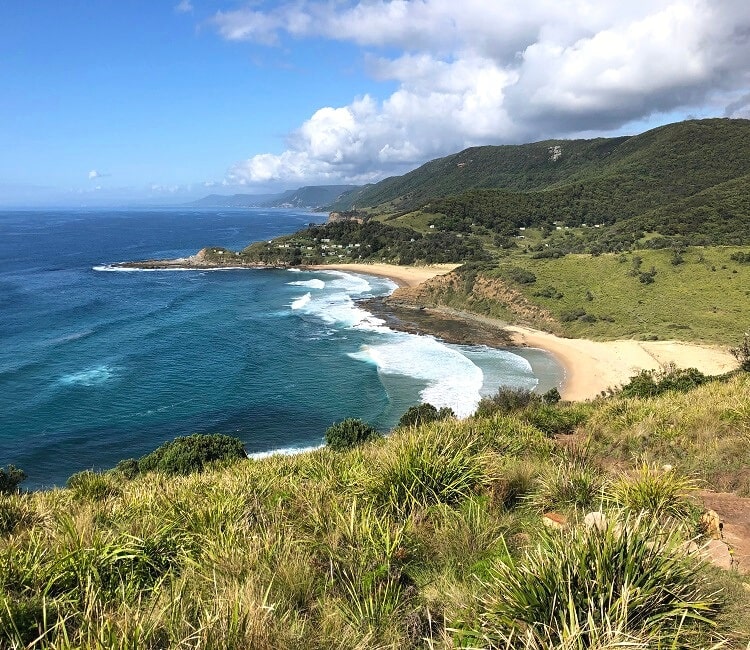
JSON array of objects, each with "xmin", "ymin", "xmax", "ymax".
[
  {"xmin": 367, "ymin": 424, "xmax": 491, "ymax": 515},
  {"xmin": 530, "ymin": 448, "xmax": 606, "ymax": 514},
  {"xmin": 467, "ymin": 516, "xmax": 722, "ymax": 649},
  {"xmin": 608, "ymin": 463, "xmax": 698, "ymax": 522}
]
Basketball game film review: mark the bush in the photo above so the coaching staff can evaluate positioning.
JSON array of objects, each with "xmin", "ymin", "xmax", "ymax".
[
  {"xmin": 501, "ymin": 266, "xmax": 537, "ymax": 285},
  {"xmin": 398, "ymin": 403, "xmax": 455, "ymax": 428},
  {"xmin": 608, "ymin": 464, "xmax": 698, "ymax": 522},
  {"xmin": 619, "ymin": 366, "xmax": 708, "ymax": 399},
  {"xmin": 0, "ymin": 465, "xmax": 26, "ymax": 495},
  {"xmin": 475, "ymin": 387, "xmax": 541, "ymax": 417},
  {"xmin": 471, "ymin": 517, "xmax": 722, "ymax": 648},
  {"xmin": 542, "ymin": 387, "xmax": 561, "ymax": 404},
  {"xmin": 731, "ymin": 333, "xmax": 750, "ymax": 371},
  {"xmin": 324, "ymin": 418, "xmax": 380, "ymax": 451},
  {"xmin": 137, "ymin": 434, "xmax": 247, "ymax": 476}
]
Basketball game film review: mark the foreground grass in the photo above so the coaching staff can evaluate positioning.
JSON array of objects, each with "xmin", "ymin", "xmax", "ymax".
[{"xmin": 2, "ymin": 377, "xmax": 750, "ymax": 648}]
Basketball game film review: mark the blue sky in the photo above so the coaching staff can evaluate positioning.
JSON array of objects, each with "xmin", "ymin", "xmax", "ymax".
[{"xmin": 2, "ymin": 1, "xmax": 749, "ymax": 206}]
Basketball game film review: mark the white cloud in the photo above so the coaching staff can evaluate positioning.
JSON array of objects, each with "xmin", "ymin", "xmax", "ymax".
[
  {"xmin": 175, "ymin": 0, "xmax": 193, "ymax": 14},
  {"xmin": 215, "ymin": 0, "xmax": 750, "ymax": 185},
  {"xmin": 88, "ymin": 169, "xmax": 102, "ymax": 180}
]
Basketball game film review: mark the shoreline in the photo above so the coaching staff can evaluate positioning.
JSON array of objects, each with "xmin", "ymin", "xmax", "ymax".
[
  {"xmin": 115, "ymin": 257, "xmax": 739, "ymax": 400},
  {"xmin": 315, "ymin": 264, "xmax": 737, "ymax": 400}
]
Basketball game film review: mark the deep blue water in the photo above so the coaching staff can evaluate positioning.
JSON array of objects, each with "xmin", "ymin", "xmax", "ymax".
[{"xmin": 0, "ymin": 208, "xmax": 562, "ymax": 489}]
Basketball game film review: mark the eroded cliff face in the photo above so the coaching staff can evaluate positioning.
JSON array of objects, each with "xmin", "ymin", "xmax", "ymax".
[{"xmin": 388, "ymin": 270, "xmax": 556, "ymax": 328}]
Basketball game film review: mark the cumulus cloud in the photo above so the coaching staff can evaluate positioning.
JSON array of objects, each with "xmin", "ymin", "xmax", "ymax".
[
  {"xmin": 88, "ymin": 169, "xmax": 110, "ymax": 180},
  {"xmin": 214, "ymin": 0, "xmax": 750, "ymax": 185}
]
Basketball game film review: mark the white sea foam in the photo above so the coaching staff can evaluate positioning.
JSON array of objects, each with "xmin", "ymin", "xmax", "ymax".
[
  {"xmin": 350, "ymin": 334, "xmax": 485, "ymax": 418},
  {"xmin": 319, "ymin": 270, "xmax": 374, "ymax": 295},
  {"xmin": 288, "ymin": 279, "xmax": 326, "ymax": 289},
  {"xmin": 248, "ymin": 443, "xmax": 323, "ymax": 460},
  {"xmin": 59, "ymin": 364, "xmax": 117, "ymax": 387},
  {"xmin": 291, "ymin": 293, "xmax": 312, "ymax": 309},
  {"xmin": 92, "ymin": 265, "xmax": 250, "ymax": 272}
]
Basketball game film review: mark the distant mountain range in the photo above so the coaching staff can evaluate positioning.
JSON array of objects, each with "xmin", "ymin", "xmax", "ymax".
[{"xmin": 189, "ymin": 185, "xmax": 360, "ymax": 210}]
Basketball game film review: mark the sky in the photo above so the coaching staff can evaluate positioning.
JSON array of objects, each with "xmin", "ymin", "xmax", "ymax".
[{"xmin": 2, "ymin": 0, "xmax": 750, "ymax": 206}]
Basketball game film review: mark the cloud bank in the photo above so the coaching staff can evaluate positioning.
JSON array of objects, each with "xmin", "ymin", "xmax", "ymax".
[{"xmin": 213, "ymin": 0, "xmax": 750, "ymax": 186}]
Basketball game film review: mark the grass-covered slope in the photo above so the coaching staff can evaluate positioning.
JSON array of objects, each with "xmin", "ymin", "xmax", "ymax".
[{"xmin": 2, "ymin": 375, "xmax": 750, "ymax": 649}]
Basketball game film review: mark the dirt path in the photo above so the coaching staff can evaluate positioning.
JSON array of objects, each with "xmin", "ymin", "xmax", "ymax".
[{"xmin": 699, "ymin": 491, "xmax": 750, "ymax": 574}]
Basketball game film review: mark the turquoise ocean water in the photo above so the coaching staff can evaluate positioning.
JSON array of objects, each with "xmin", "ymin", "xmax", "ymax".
[{"xmin": 0, "ymin": 208, "xmax": 562, "ymax": 488}]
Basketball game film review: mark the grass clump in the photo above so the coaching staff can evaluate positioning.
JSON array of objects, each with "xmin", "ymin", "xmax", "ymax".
[
  {"xmin": 465, "ymin": 516, "xmax": 722, "ymax": 648},
  {"xmin": 368, "ymin": 425, "xmax": 490, "ymax": 515}
]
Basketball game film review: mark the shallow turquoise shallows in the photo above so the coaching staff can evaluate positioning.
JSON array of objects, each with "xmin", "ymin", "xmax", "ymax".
[{"xmin": 0, "ymin": 208, "xmax": 562, "ymax": 489}]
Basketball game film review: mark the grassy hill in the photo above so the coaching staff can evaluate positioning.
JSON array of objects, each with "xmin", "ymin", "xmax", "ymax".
[{"xmin": 2, "ymin": 374, "xmax": 750, "ymax": 648}]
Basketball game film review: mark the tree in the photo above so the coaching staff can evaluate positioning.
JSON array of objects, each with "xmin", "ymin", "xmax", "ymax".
[
  {"xmin": 0, "ymin": 465, "xmax": 27, "ymax": 494},
  {"xmin": 324, "ymin": 418, "xmax": 380, "ymax": 451},
  {"xmin": 398, "ymin": 403, "xmax": 455, "ymax": 428}
]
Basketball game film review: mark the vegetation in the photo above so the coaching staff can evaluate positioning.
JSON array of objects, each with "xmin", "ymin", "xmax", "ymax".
[
  {"xmin": 2, "ymin": 373, "xmax": 749, "ymax": 648},
  {"xmin": 0, "ymin": 465, "xmax": 26, "ymax": 495},
  {"xmin": 324, "ymin": 418, "xmax": 381, "ymax": 451},
  {"xmin": 114, "ymin": 433, "xmax": 247, "ymax": 478},
  {"xmin": 397, "ymin": 403, "xmax": 455, "ymax": 427}
]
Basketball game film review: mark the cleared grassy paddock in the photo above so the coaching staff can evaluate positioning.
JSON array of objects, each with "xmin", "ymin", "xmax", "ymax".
[{"xmin": 488, "ymin": 246, "xmax": 750, "ymax": 344}]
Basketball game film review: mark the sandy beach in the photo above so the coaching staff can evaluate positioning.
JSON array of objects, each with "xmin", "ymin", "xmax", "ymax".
[
  {"xmin": 314, "ymin": 263, "xmax": 738, "ymax": 401},
  {"xmin": 506, "ymin": 325, "xmax": 737, "ymax": 400},
  {"xmin": 312, "ymin": 262, "xmax": 461, "ymax": 287}
]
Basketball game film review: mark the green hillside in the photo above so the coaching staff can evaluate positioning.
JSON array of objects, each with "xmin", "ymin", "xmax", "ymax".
[{"xmin": 329, "ymin": 119, "xmax": 750, "ymax": 239}]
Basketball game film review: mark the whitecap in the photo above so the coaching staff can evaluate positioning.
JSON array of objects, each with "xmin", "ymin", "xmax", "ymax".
[
  {"xmin": 59, "ymin": 365, "xmax": 117, "ymax": 387},
  {"xmin": 291, "ymin": 293, "xmax": 312, "ymax": 309},
  {"xmin": 288, "ymin": 279, "xmax": 326, "ymax": 289},
  {"xmin": 248, "ymin": 443, "xmax": 324, "ymax": 460},
  {"xmin": 350, "ymin": 334, "xmax": 484, "ymax": 418}
]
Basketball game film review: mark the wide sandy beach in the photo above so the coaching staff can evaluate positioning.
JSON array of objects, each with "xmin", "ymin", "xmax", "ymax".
[{"xmin": 313, "ymin": 262, "xmax": 738, "ymax": 400}]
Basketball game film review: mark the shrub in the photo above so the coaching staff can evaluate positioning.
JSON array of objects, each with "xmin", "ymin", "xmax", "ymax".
[
  {"xmin": 523, "ymin": 405, "xmax": 587, "ymax": 436},
  {"xmin": 542, "ymin": 387, "xmax": 561, "ymax": 404},
  {"xmin": 729, "ymin": 251, "xmax": 750, "ymax": 263},
  {"xmin": 501, "ymin": 267, "xmax": 537, "ymax": 285},
  {"xmin": 398, "ymin": 403, "xmax": 454, "ymax": 428},
  {"xmin": 0, "ymin": 466, "xmax": 26, "ymax": 495},
  {"xmin": 531, "ymin": 452, "xmax": 606, "ymax": 513},
  {"xmin": 325, "ymin": 418, "xmax": 380, "ymax": 451},
  {"xmin": 137, "ymin": 433, "xmax": 247, "ymax": 476},
  {"xmin": 619, "ymin": 366, "xmax": 709, "ymax": 399},
  {"xmin": 730, "ymin": 333, "xmax": 750, "ymax": 372},
  {"xmin": 470, "ymin": 517, "xmax": 722, "ymax": 648},
  {"xmin": 559, "ymin": 307, "xmax": 587, "ymax": 322},
  {"xmin": 475, "ymin": 387, "xmax": 541, "ymax": 417},
  {"xmin": 0, "ymin": 497, "xmax": 36, "ymax": 536}
]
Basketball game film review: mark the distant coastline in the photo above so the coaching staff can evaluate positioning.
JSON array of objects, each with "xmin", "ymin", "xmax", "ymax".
[{"xmin": 114, "ymin": 255, "xmax": 738, "ymax": 401}]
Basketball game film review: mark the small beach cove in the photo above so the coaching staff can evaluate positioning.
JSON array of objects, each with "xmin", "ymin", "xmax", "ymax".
[{"xmin": 314, "ymin": 262, "xmax": 739, "ymax": 400}]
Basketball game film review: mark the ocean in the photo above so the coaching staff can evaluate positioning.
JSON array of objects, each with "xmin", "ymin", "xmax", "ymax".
[{"xmin": 0, "ymin": 208, "xmax": 563, "ymax": 489}]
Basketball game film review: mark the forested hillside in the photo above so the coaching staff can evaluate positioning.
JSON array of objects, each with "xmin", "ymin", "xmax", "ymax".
[{"xmin": 330, "ymin": 119, "xmax": 750, "ymax": 246}]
